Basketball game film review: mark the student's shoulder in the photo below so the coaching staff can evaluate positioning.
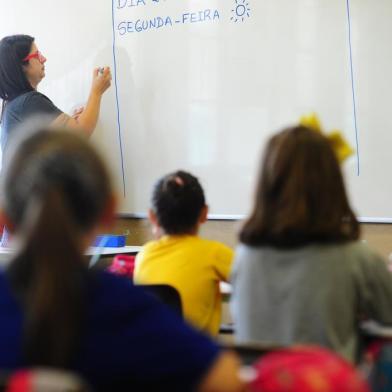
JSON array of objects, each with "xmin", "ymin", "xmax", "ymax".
[
  {"xmin": 199, "ymin": 237, "xmax": 233, "ymax": 250},
  {"xmin": 0, "ymin": 269, "xmax": 20, "ymax": 307},
  {"xmin": 195, "ymin": 237, "xmax": 234, "ymax": 259},
  {"xmin": 190, "ymin": 235, "xmax": 230, "ymax": 249},
  {"xmin": 235, "ymin": 242, "xmax": 260, "ymax": 256},
  {"xmin": 90, "ymin": 270, "xmax": 160, "ymax": 310},
  {"xmin": 336, "ymin": 240, "xmax": 386, "ymax": 268},
  {"xmin": 141, "ymin": 238, "xmax": 161, "ymax": 250},
  {"xmin": 140, "ymin": 235, "xmax": 194, "ymax": 253},
  {"xmin": 232, "ymin": 243, "xmax": 267, "ymax": 272},
  {"xmin": 94, "ymin": 268, "xmax": 133, "ymax": 288},
  {"xmin": 137, "ymin": 238, "xmax": 163, "ymax": 259},
  {"xmin": 340, "ymin": 240, "xmax": 379, "ymax": 257}
]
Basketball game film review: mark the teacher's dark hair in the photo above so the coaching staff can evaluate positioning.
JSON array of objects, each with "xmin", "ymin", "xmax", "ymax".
[
  {"xmin": 1, "ymin": 128, "xmax": 112, "ymax": 367},
  {"xmin": 0, "ymin": 34, "xmax": 34, "ymax": 102},
  {"xmin": 240, "ymin": 125, "xmax": 359, "ymax": 248}
]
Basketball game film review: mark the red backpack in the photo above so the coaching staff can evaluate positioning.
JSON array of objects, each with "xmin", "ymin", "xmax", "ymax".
[{"xmin": 107, "ymin": 254, "xmax": 136, "ymax": 279}]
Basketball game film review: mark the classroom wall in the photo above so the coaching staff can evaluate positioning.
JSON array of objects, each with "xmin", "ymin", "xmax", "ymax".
[{"xmin": 114, "ymin": 218, "xmax": 392, "ymax": 259}]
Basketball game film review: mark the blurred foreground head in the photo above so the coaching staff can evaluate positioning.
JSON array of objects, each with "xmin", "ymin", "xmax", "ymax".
[
  {"xmin": 1, "ymin": 127, "xmax": 112, "ymax": 238},
  {"xmin": 0, "ymin": 128, "xmax": 114, "ymax": 367}
]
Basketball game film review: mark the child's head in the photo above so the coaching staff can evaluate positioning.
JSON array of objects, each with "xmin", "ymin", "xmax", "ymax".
[
  {"xmin": 2, "ymin": 128, "xmax": 113, "ymax": 238},
  {"xmin": 150, "ymin": 170, "xmax": 207, "ymax": 235},
  {"xmin": 0, "ymin": 128, "xmax": 114, "ymax": 367},
  {"xmin": 240, "ymin": 125, "xmax": 359, "ymax": 247}
]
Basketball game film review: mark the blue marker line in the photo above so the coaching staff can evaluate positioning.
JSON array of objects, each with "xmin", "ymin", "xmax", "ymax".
[
  {"xmin": 111, "ymin": 0, "xmax": 127, "ymax": 197},
  {"xmin": 346, "ymin": 0, "xmax": 360, "ymax": 176}
]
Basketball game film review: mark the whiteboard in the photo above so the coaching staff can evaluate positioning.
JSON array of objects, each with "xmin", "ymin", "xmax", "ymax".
[{"xmin": 1, "ymin": 0, "xmax": 392, "ymax": 221}]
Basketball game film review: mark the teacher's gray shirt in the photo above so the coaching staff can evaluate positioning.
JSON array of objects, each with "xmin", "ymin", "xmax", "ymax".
[
  {"xmin": 230, "ymin": 241, "xmax": 392, "ymax": 362},
  {"xmin": 1, "ymin": 91, "xmax": 62, "ymax": 154}
]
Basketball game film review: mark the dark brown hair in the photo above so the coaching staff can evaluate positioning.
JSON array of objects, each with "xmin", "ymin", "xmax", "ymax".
[
  {"xmin": 0, "ymin": 35, "xmax": 34, "ymax": 102},
  {"xmin": 151, "ymin": 170, "xmax": 206, "ymax": 235},
  {"xmin": 240, "ymin": 125, "xmax": 359, "ymax": 247},
  {"xmin": 1, "ymin": 129, "xmax": 112, "ymax": 367}
]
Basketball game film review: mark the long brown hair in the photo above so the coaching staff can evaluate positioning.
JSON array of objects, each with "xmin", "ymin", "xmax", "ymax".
[
  {"xmin": 240, "ymin": 125, "xmax": 359, "ymax": 247},
  {"xmin": 1, "ymin": 129, "xmax": 112, "ymax": 366}
]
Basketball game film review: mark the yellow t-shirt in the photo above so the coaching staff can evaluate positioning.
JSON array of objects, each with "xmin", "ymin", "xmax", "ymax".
[{"xmin": 134, "ymin": 235, "xmax": 233, "ymax": 336}]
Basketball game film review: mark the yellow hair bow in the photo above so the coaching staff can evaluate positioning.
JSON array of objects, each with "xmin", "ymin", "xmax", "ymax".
[{"xmin": 299, "ymin": 113, "xmax": 354, "ymax": 163}]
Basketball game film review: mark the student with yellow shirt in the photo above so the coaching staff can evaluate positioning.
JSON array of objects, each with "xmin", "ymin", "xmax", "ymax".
[{"xmin": 134, "ymin": 170, "xmax": 233, "ymax": 336}]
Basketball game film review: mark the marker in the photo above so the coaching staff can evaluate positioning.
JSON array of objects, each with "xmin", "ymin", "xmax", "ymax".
[{"xmin": 98, "ymin": 67, "xmax": 104, "ymax": 75}]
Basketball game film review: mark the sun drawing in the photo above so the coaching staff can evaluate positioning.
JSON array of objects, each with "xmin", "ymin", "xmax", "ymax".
[{"xmin": 231, "ymin": 0, "xmax": 251, "ymax": 22}]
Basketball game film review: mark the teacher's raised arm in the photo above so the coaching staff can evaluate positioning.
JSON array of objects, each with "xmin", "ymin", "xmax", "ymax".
[{"xmin": 0, "ymin": 34, "xmax": 111, "ymax": 153}]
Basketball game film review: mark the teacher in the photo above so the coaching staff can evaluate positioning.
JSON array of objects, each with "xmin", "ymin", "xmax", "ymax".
[
  {"xmin": 0, "ymin": 34, "xmax": 112, "ymax": 153},
  {"xmin": 0, "ymin": 34, "xmax": 112, "ymax": 247}
]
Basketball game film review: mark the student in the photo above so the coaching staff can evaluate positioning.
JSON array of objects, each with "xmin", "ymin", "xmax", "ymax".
[
  {"xmin": 0, "ymin": 129, "xmax": 244, "ymax": 392},
  {"xmin": 0, "ymin": 34, "xmax": 111, "ymax": 153},
  {"xmin": 230, "ymin": 125, "xmax": 392, "ymax": 362},
  {"xmin": 134, "ymin": 170, "xmax": 234, "ymax": 336}
]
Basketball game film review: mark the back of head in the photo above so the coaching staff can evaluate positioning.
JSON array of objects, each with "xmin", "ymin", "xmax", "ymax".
[
  {"xmin": 2, "ymin": 128, "xmax": 112, "ymax": 234},
  {"xmin": 152, "ymin": 170, "xmax": 206, "ymax": 234},
  {"xmin": 240, "ymin": 125, "xmax": 359, "ymax": 247},
  {"xmin": 0, "ymin": 34, "xmax": 34, "ymax": 102},
  {"xmin": 249, "ymin": 346, "xmax": 370, "ymax": 392},
  {"xmin": 1, "ymin": 128, "xmax": 112, "ymax": 367}
]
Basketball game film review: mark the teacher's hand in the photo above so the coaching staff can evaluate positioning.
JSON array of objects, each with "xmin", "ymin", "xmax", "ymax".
[
  {"xmin": 91, "ymin": 67, "xmax": 112, "ymax": 96},
  {"xmin": 72, "ymin": 106, "xmax": 84, "ymax": 121}
]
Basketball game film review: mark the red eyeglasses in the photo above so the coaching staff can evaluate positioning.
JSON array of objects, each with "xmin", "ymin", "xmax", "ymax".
[{"xmin": 23, "ymin": 50, "xmax": 46, "ymax": 64}]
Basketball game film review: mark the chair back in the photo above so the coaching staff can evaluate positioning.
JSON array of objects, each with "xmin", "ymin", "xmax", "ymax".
[
  {"xmin": 226, "ymin": 342, "xmax": 283, "ymax": 366},
  {"xmin": 140, "ymin": 284, "xmax": 182, "ymax": 318}
]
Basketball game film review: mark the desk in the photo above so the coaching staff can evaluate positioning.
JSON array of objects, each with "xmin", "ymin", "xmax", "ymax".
[
  {"xmin": 0, "ymin": 248, "xmax": 13, "ymax": 264},
  {"xmin": 86, "ymin": 246, "xmax": 141, "ymax": 257},
  {"xmin": 0, "ymin": 245, "xmax": 234, "ymax": 296},
  {"xmin": 0, "ymin": 245, "xmax": 142, "ymax": 266}
]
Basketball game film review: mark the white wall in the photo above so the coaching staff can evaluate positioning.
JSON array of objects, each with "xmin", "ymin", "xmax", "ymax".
[{"xmin": 2, "ymin": 0, "xmax": 392, "ymax": 220}]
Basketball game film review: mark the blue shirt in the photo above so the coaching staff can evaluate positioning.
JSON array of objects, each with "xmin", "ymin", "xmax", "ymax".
[{"xmin": 0, "ymin": 270, "xmax": 220, "ymax": 391}]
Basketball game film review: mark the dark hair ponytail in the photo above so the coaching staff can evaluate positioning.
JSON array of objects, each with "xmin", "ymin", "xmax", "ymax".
[
  {"xmin": 9, "ymin": 190, "xmax": 86, "ymax": 366},
  {"xmin": 2, "ymin": 129, "xmax": 112, "ymax": 367}
]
